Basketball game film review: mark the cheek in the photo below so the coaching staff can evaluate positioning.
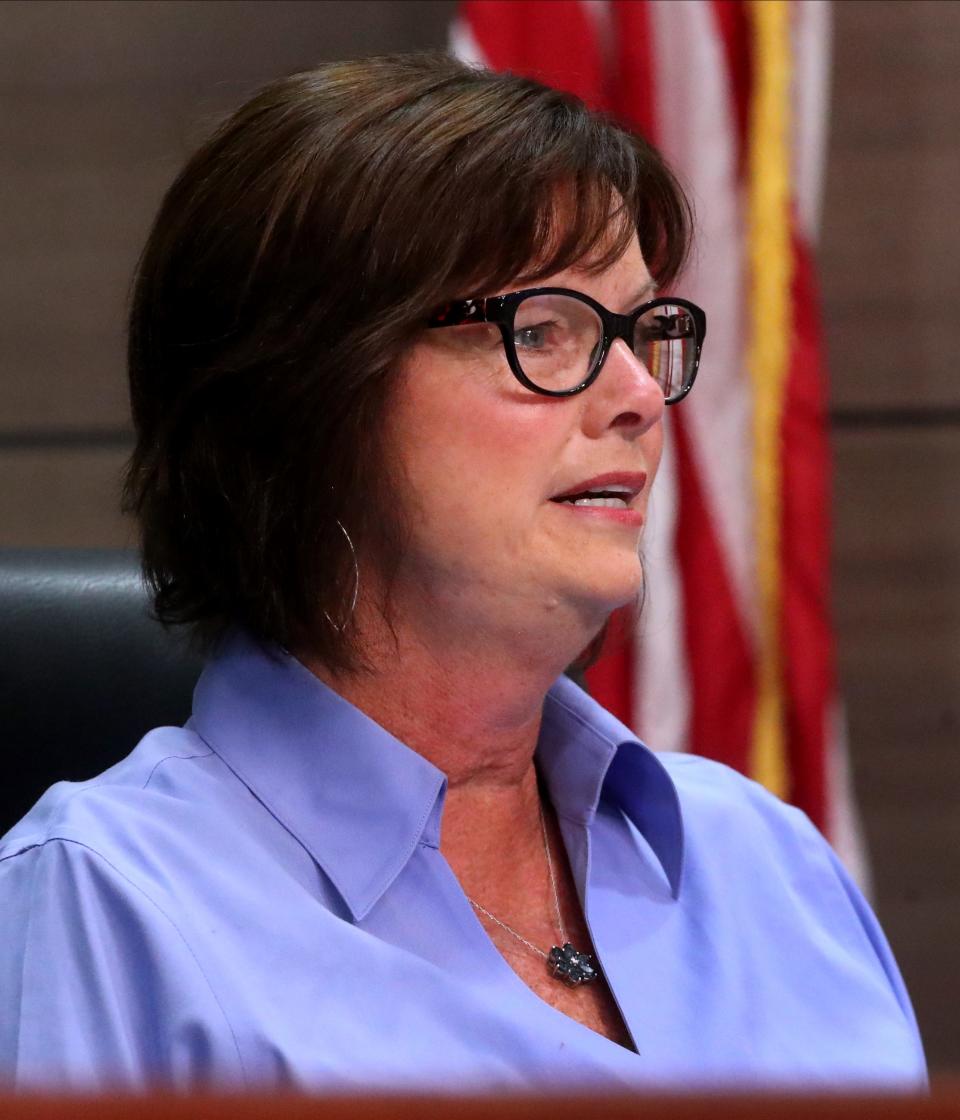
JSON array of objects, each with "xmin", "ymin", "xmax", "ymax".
[
  {"xmin": 388, "ymin": 405, "xmax": 546, "ymax": 587},
  {"xmin": 407, "ymin": 411, "xmax": 557, "ymax": 539},
  {"xmin": 390, "ymin": 361, "xmax": 562, "ymax": 521}
]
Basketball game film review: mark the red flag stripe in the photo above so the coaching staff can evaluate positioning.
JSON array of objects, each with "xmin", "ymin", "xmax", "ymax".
[
  {"xmin": 672, "ymin": 413, "xmax": 756, "ymax": 776},
  {"xmin": 609, "ymin": 1, "xmax": 657, "ymax": 143},
  {"xmin": 780, "ymin": 229, "xmax": 832, "ymax": 828},
  {"xmin": 460, "ymin": 0, "xmax": 608, "ymax": 110}
]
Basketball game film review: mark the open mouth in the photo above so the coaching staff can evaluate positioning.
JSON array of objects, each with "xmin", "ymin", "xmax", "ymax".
[{"xmin": 550, "ymin": 488, "xmax": 634, "ymax": 509}]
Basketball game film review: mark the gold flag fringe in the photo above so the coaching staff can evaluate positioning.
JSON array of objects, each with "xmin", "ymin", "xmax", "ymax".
[{"xmin": 747, "ymin": 0, "xmax": 793, "ymax": 798}]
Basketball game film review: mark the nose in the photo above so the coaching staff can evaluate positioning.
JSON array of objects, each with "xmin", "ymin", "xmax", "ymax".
[{"xmin": 581, "ymin": 338, "xmax": 665, "ymax": 437}]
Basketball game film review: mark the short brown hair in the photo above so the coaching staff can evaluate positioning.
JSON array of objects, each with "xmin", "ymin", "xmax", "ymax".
[{"xmin": 123, "ymin": 52, "xmax": 691, "ymax": 670}]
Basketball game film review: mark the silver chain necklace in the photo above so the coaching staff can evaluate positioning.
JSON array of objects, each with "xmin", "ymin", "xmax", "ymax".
[{"xmin": 469, "ymin": 799, "xmax": 599, "ymax": 987}]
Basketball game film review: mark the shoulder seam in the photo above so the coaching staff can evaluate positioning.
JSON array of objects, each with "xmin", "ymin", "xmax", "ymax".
[
  {"xmin": 140, "ymin": 745, "xmax": 214, "ymax": 791},
  {"xmin": 0, "ymin": 842, "xmax": 41, "ymax": 864}
]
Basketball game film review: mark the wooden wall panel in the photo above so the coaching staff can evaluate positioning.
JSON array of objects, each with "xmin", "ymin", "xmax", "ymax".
[
  {"xmin": 833, "ymin": 425, "xmax": 960, "ymax": 1071},
  {"xmin": 0, "ymin": 1, "xmax": 457, "ymax": 86},
  {"xmin": 823, "ymin": 0, "xmax": 960, "ymax": 1072},
  {"xmin": 0, "ymin": 0, "xmax": 456, "ymax": 432},
  {"xmin": 821, "ymin": 0, "xmax": 960, "ymax": 411},
  {"xmin": 0, "ymin": 90, "xmax": 182, "ymax": 429},
  {"xmin": 0, "ymin": 446, "xmax": 130, "ymax": 546}
]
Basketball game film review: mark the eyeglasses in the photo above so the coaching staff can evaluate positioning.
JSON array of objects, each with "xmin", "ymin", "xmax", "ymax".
[{"xmin": 427, "ymin": 287, "xmax": 706, "ymax": 402}]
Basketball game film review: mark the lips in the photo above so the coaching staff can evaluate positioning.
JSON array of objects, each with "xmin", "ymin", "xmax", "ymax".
[{"xmin": 549, "ymin": 471, "xmax": 647, "ymax": 508}]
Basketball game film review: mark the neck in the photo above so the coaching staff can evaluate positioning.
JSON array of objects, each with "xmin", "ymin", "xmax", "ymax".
[
  {"xmin": 307, "ymin": 611, "xmax": 566, "ymax": 789},
  {"xmin": 300, "ymin": 579, "xmax": 602, "ymax": 854}
]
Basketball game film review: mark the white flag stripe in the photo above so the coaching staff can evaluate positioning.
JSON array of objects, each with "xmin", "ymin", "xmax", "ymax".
[
  {"xmin": 649, "ymin": 0, "xmax": 758, "ymax": 644},
  {"xmin": 635, "ymin": 410, "xmax": 691, "ymax": 752},
  {"xmin": 449, "ymin": 16, "xmax": 486, "ymax": 68},
  {"xmin": 826, "ymin": 699, "xmax": 871, "ymax": 890},
  {"xmin": 791, "ymin": 0, "xmax": 832, "ymax": 244}
]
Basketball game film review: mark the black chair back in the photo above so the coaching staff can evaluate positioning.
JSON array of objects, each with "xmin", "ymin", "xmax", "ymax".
[{"xmin": 0, "ymin": 549, "xmax": 204, "ymax": 835}]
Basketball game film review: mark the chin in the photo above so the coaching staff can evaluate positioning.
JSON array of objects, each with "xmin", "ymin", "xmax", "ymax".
[{"xmin": 563, "ymin": 556, "xmax": 645, "ymax": 616}]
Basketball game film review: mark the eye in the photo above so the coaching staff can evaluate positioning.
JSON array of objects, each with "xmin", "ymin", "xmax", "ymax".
[{"xmin": 513, "ymin": 320, "xmax": 562, "ymax": 351}]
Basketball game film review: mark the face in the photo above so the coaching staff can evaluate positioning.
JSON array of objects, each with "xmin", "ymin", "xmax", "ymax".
[{"xmin": 382, "ymin": 232, "xmax": 665, "ymax": 646}]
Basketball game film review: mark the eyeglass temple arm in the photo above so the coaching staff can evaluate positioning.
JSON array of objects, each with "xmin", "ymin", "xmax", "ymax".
[{"xmin": 427, "ymin": 298, "xmax": 491, "ymax": 328}]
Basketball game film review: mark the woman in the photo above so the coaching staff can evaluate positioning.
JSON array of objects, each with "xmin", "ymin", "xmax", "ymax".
[{"xmin": 0, "ymin": 54, "xmax": 925, "ymax": 1092}]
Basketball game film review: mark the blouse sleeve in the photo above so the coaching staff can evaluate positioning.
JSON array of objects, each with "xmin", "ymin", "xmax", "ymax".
[
  {"xmin": 0, "ymin": 836, "xmax": 246, "ymax": 1091},
  {"xmin": 819, "ymin": 837, "xmax": 926, "ymax": 1056}
]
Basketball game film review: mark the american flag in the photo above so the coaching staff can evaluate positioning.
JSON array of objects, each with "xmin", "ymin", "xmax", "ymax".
[{"xmin": 451, "ymin": 0, "xmax": 867, "ymax": 881}]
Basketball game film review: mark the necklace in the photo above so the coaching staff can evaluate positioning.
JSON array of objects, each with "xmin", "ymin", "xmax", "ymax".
[{"xmin": 469, "ymin": 799, "xmax": 599, "ymax": 987}]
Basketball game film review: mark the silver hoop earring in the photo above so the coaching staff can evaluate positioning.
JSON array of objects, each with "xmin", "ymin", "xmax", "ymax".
[{"xmin": 323, "ymin": 519, "xmax": 360, "ymax": 633}]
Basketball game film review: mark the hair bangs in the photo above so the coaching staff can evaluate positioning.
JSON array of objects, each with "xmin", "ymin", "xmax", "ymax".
[{"xmin": 397, "ymin": 107, "xmax": 689, "ymax": 318}]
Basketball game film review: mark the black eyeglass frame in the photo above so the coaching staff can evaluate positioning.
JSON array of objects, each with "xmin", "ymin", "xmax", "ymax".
[{"xmin": 427, "ymin": 287, "xmax": 707, "ymax": 403}]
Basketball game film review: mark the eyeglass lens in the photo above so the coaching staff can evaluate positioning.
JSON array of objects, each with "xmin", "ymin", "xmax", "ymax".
[{"xmin": 510, "ymin": 294, "xmax": 697, "ymax": 399}]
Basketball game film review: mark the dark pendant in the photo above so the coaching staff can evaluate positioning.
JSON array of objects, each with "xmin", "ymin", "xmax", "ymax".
[{"xmin": 548, "ymin": 943, "xmax": 599, "ymax": 986}]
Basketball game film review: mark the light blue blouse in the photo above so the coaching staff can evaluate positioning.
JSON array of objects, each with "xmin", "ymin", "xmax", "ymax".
[{"xmin": 0, "ymin": 632, "xmax": 926, "ymax": 1092}]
